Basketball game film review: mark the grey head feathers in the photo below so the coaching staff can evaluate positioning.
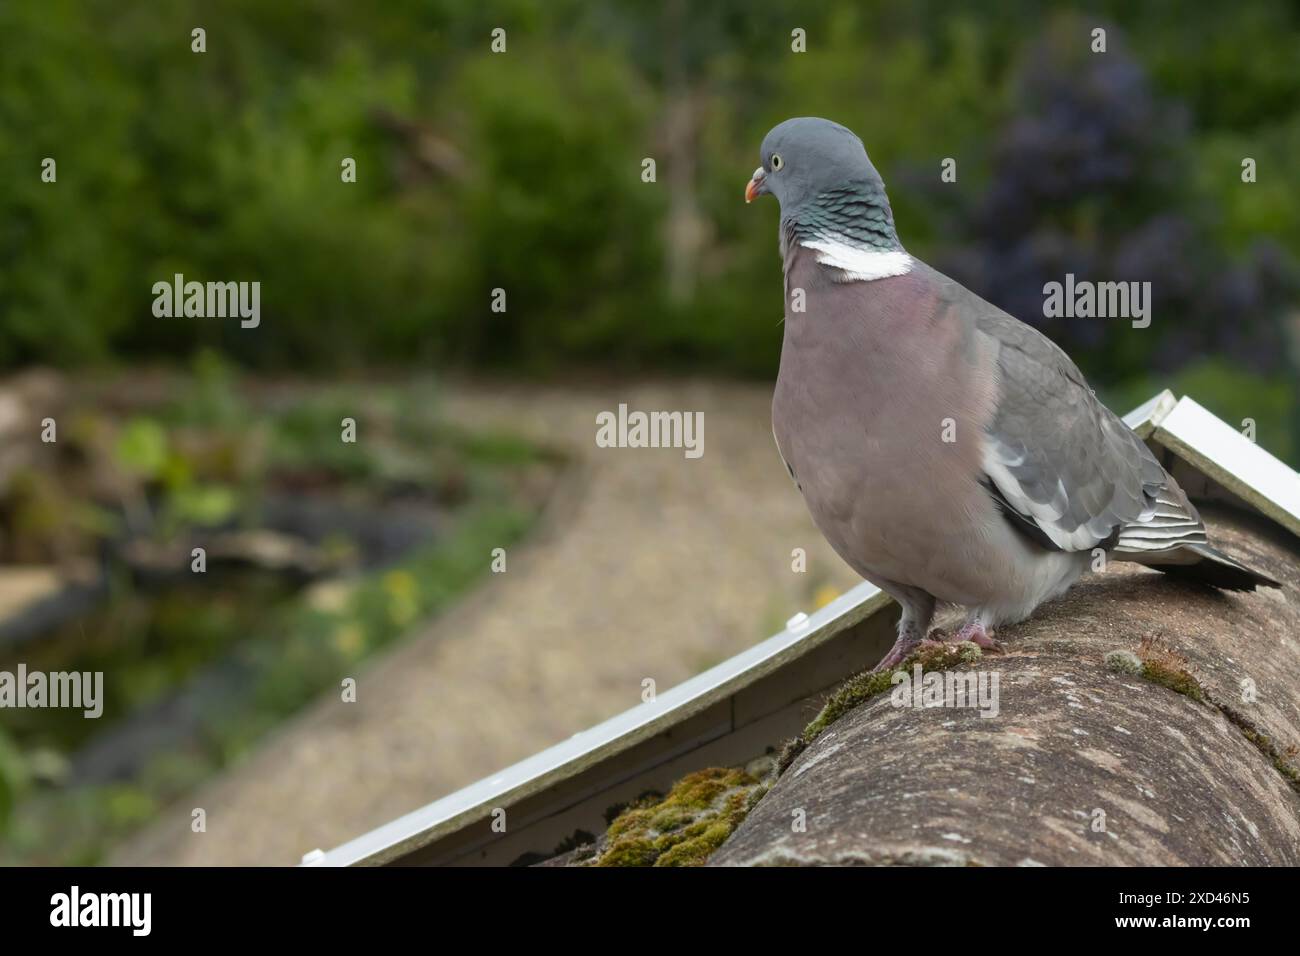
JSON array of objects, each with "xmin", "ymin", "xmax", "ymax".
[
  {"xmin": 757, "ymin": 118, "xmax": 879, "ymax": 211},
  {"xmin": 753, "ymin": 117, "xmax": 906, "ymax": 271}
]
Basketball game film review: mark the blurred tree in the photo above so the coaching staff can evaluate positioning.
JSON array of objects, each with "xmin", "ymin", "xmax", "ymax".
[
  {"xmin": 923, "ymin": 16, "xmax": 1297, "ymax": 383},
  {"xmin": 0, "ymin": 0, "xmax": 1295, "ymax": 454}
]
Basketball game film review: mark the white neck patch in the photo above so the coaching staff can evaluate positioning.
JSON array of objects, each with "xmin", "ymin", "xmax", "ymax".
[{"xmin": 800, "ymin": 233, "xmax": 912, "ymax": 282}]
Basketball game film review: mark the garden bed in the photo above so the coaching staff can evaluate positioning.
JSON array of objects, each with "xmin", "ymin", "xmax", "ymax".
[{"xmin": 0, "ymin": 361, "xmax": 563, "ymax": 864}]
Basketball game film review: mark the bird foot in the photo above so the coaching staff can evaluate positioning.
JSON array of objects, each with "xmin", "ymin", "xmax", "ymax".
[
  {"xmin": 948, "ymin": 622, "xmax": 1004, "ymax": 654},
  {"xmin": 871, "ymin": 634, "xmax": 922, "ymax": 672}
]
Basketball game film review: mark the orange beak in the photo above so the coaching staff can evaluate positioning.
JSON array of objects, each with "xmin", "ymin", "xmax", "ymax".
[{"xmin": 744, "ymin": 166, "xmax": 767, "ymax": 203}]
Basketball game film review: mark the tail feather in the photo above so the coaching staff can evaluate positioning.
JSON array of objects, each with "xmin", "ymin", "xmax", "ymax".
[{"xmin": 1116, "ymin": 542, "xmax": 1281, "ymax": 591}]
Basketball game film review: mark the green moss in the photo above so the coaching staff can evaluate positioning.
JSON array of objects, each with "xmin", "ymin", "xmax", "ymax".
[
  {"xmin": 655, "ymin": 794, "xmax": 749, "ymax": 866},
  {"xmin": 1105, "ymin": 649, "xmax": 1143, "ymax": 675},
  {"xmin": 1130, "ymin": 643, "xmax": 1300, "ymax": 796},
  {"xmin": 1138, "ymin": 659, "xmax": 1205, "ymax": 702},
  {"xmin": 1215, "ymin": 704, "xmax": 1300, "ymax": 795},
  {"xmin": 593, "ymin": 768, "xmax": 761, "ymax": 867},
  {"xmin": 598, "ymin": 834, "xmax": 660, "ymax": 867},
  {"xmin": 777, "ymin": 640, "xmax": 983, "ymax": 773},
  {"xmin": 800, "ymin": 670, "xmax": 899, "ymax": 744},
  {"xmin": 648, "ymin": 806, "xmax": 694, "ymax": 832},
  {"xmin": 776, "ymin": 737, "xmax": 808, "ymax": 775}
]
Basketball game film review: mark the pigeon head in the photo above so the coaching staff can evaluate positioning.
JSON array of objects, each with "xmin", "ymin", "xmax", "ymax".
[
  {"xmin": 745, "ymin": 117, "xmax": 883, "ymax": 211},
  {"xmin": 746, "ymin": 117, "xmax": 903, "ymax": 256}
]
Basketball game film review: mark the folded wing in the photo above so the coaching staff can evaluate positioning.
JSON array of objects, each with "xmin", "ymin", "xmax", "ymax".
[{"xmin": 974, "ymin": 307, "xmax": 1206, "ymax": 557}]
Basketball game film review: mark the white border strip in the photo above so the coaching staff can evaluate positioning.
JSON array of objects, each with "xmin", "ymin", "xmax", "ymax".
[
  {"xmin": 1120, "ymin": 388, "xmax": 1177, "ymax": 435},
  {"xmin": 1156, "ymin": 396, "xmax": 1300, "ymax": 537}
]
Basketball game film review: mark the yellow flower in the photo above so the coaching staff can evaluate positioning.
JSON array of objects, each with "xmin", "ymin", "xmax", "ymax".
[
  {"xmin": 383, "ymin": 570, "xmax": 420, "ymax": 626},
  {"xmin": 813, "ymin": 584, "xmax": 840, "ymax": 609},
  {"xmin": 383, "ymin": 570, "xmax": 416, "ymax": 601},
  {"xmin": 333, "ymin": 624, "xmax": 365, "ymax": 657}
]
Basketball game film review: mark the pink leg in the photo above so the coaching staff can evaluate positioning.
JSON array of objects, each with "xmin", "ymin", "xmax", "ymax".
[
  {"xmin": 871, "ymin": 633, "xmax": 921, "ymax": 672},
  {"xmin": 949, "ymin": 621, "xmax": 1004, "ymax": 653}
]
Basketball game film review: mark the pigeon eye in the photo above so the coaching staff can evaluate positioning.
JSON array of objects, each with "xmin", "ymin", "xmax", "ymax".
[{"xmin": 771, "ymin": 153, "xmax": 784, "ymax": 171}]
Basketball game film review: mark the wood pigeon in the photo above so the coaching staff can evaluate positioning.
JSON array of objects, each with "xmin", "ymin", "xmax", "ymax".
[{"xmin": 747, "ymin": 116, "xmax": 1280, "ymax": 671}]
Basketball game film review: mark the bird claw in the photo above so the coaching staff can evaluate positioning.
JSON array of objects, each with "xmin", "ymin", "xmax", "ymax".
[
  {"xmin": 949, "ymin": 622, "xmax": 1004, "ymax": 654},
  {"xmin": 870, "ymin": 636, "xmax": 921, "ymax": 672},
  {"xmin": 873, "ymin": 623, "xmax": 1004, "ymax": 670}
]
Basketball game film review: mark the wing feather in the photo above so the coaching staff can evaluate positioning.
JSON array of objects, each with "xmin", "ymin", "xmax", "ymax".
[{"xmin": 970, "ymin": 297, "xmax": 1203, "ymax": 555}]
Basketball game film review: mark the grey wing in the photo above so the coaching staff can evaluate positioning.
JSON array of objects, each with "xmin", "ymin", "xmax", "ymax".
[{"xmin": 974, "ymin": 308, "xmax": 1206, "ymax": 555}]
